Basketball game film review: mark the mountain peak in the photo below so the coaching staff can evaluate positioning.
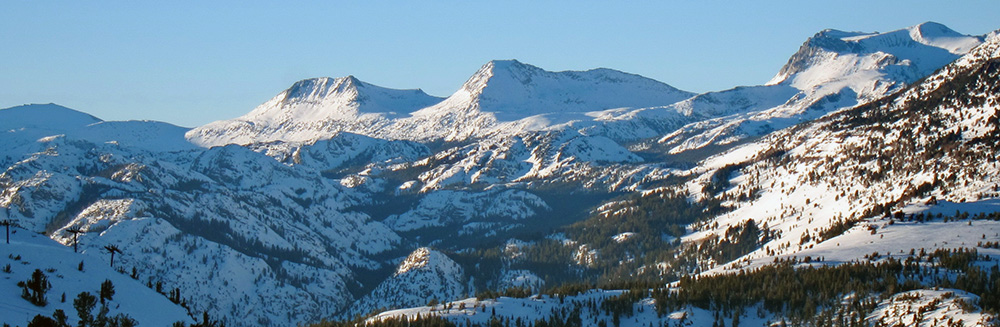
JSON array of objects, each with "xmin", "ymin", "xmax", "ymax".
[
  {"xmin": 283, "ymin": 76, "xmax": 359, "ymax": 104},
  {"xmin": 906, "ymin": 21, "xmax": 983, "ymax": 54},
  {"xmin": 768, "ymin": 23, "xmax": 982, "ymax": 87},
  {"xmin": 909, "ymin": 21, "xmax": 958, "ymax": 37},
  {"xmin": 431, "ymin": 59, "xmax": 694, "ymax": 120},
  {"xmin": 273, "ymin": 75, "xmax": 442, "ymax": 117},
  {"xmin": 396, "ymin": 247, "xmax": 439, "ymax": 275},
  {"xmin": 186, "ymin": 77, "xmax": 444, "ymax": 146},
  {"xmin": 487, "ymin": 59, "xmax": 529, "ymax": 69},
  {"xmin": 349, "ymin": 247, "xmax": 465, "ymax": 316},
  {"xmin": 458, "ymin": 59, "xmax": 544, "ymax": 95}
]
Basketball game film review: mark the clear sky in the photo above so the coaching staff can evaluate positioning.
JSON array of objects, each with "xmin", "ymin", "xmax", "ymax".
[{"xmin": 2, "ymin": 1, "xmax": 999, "ymax": 127}]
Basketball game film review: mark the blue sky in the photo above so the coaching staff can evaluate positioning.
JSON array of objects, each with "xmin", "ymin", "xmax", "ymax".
[{"xmin": 2, "ymin": 1, "xmax": 999, "ymax": 127}]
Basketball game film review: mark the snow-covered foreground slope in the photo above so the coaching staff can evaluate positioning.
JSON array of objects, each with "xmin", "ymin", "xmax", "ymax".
[
  {"xmin": 871, "ymin": 290, "xmax": 994, "ymax": 327},
  {"xmin": 0, "ymin": 228, "xmax": 193, "ymax": 326}
]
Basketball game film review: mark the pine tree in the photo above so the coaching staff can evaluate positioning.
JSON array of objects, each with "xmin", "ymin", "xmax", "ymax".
[
  {"xmin": 52, "ymin": 309, "xmax": 70, "ymax": 327},
  {"xmin": 21, "ymin": 269, "xmax": 51, "ymax": 306},
  {"xmin": 93, "ymin": 305, "xmax": 111, "ymax": 327},
  {"xmin": 27, "ymin": 315, "xmax": 57, "ymax": 327},
  {"xmin": 74, "ymin": 292, "xmax": 97, "ymax": 327},
  {"xmin": 99, "ymin": 280, "xmax": 115, "ymax": 304}
]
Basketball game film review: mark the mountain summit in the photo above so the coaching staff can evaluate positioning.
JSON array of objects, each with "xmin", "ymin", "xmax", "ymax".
[
  {"xmin": 188, "ymin": 60, "xmax": 695, "ymax": 145},
  {"xmin": 432, "ymin": 59, "xmax": 694, "ymax": 120},
  {"xmin": 768, "ymin": 22, "xmax": 984, "ymax": 88},
  {"xmin": 387, "ymin": 60, "xmax": 696, "ymax": 141},
  {"xmin": 656, "ymin": 22, "xmax": 985, "ymax": 156},
  {"xmin": 186, "ymin": 76, "xmax": 444, "ymax": 147},
  {"xmin": 248, "ymin": 76, "xmax": 442, "ymax": 122}
]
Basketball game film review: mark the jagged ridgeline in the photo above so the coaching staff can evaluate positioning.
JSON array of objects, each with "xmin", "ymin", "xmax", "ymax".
[{"xmin": 1, "ymin": 22, "xmax": 998, "ymax": 327}]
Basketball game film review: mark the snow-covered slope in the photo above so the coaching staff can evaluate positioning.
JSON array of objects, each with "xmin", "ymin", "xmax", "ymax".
[
  {"xmin": 0, "ymin": 104, "xmax": 103, "ymax": 159},
  {"xmin": 769, "ymin": 22, "xmax": 981, "ymax": 88},
  {"xmin": 4, "ymin": 22, "xmax": 997, "ymax": 327},
  {"xmin": 0, "ymin": 104, "xmax": 194, "ymax": 157},
  {"xmin": 370, "ymin": 287, "xmax": 996, "ymax": 327},
  {"xmin": 0, "ymin": 131, "xmax": 402, "ymax": 326},
  {"xmin": 681, "ymin": 28, "xmax": 1000, "ymax": 273},
  {"xmin": 189, "ymin": 60, "xmax": 696, "ymax": 146},
  {"xmin": 364, "ymin": 26, "xmax": 1000, "ymax": 327},
  {"xmin": 659, "ymin": 22, "xmax": 984, "ymax": 156},
  {"xmin": 187, "ymin": 76, "xmax": 444, "ymax": 147},
  {"xmin": 348, "ymin": 248, "xmax": 466, "ymax": 316},
  {"xmin": 386, "ymin": 60, "xmax": 695, "ymax": 141},
  {"xmin": 249, "ymin": 132, "xmax": 431, "ymax": 173},
  {"xmin": 0, "ymin": 228, "xmax": 193, "ymax": 326},
  {"xmin": 383, "ymin": 189, "xmax": 550, "ymax": 232}
]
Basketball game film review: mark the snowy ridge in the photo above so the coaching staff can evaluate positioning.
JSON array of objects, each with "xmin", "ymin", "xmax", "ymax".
[
  {"xmin": 0, "ymin": 104, "xmax": 101, "ymax": 133},
  {"xmin": 378, "ymin": 60, "xmax": 695, "ymax": 142},
  {"xmin": 190, "ymin": 60, "xmax": 696, "ymax": 145},
  {"xmin": 348, "ymin": 248, "xmax": 466, "ymax": 316},
  {"xmin": 768, "ymin": 22, "xmax": 983, "ymax": 87},
  {"xmin": 408, "ymin": 59, "xmax": 694, "ymax": 122},
  {"xmin": 186, "ymin": 76, "xmax": 444, "ymax": 147},
  {"xmin": 657, "ymin": 22, "xmax": 984, "ymax": 156},
  {"xmin": 0, "ymin": 104, "xmax": 195, "ymax": 156}
]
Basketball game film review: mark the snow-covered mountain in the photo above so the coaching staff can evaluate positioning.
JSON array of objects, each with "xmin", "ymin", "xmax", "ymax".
[
  {"xmin": 187, "ymin": 76, "xmax": 444, "ymax": 147},
  {"xmin": 657, "ymin": 22, "xmax": 984, "ymax": 156},
  {"xmin": 348, "ymin": 248, "xmax": 466, "ymax": 317},
  {"xmin": 0, "ymin": 103, "xmax": 194, "ymax": 157},
  {"xmin": 189, "ymin": 60, "xmax": 696, "ymax": 146},
  {"xmin": 3, "ymin": 21, "xmax": 998, "ymax": 327},
  {"xmin": 682, "ymin": 26, "xmax": 1000, "ymax": 270},
  {"xmin": 0, "ymin": 119, "xmax": 403, "ymax": 325},
  {"xmin": 365, "ymin": 26, "xmax": 1000, "ymax": 327},
  {"xmin": 769, "ymin": 21, "xmax": 982, "ymax": 88},
  {"xmin": 387, "ymin": 59, "xmax": 696, "ymax": 142}
]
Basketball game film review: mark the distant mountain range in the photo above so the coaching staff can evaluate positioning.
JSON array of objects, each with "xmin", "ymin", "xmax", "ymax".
[{"xmin": 2, "ymin": 22, "xmax": 998, "ymax": 327}]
